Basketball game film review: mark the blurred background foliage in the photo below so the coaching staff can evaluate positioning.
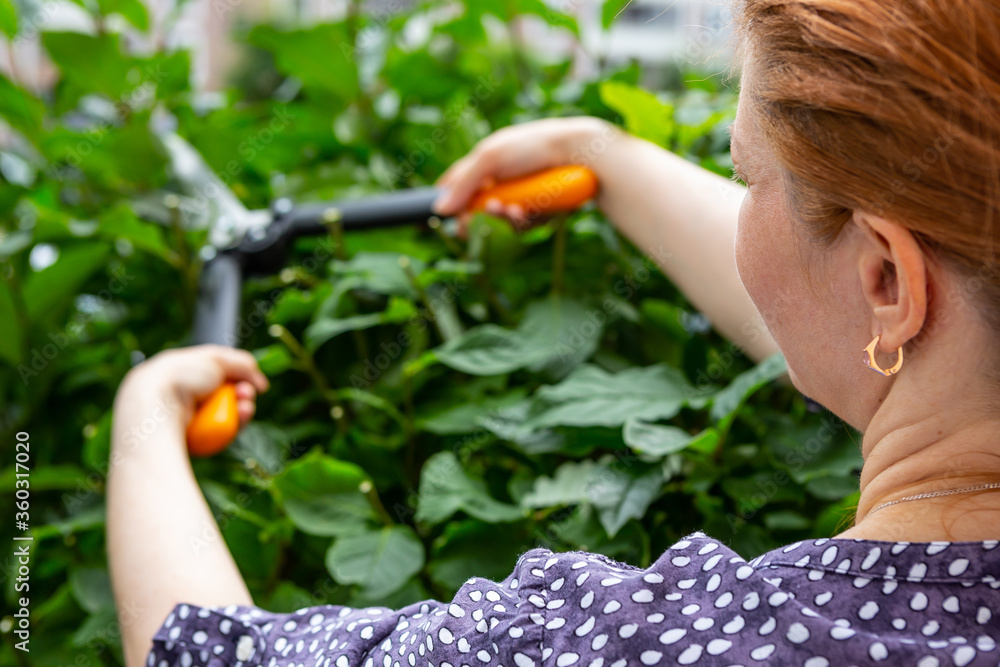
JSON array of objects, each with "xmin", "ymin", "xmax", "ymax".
[{"xmin": 0, "ymin": 0, "xmax": 861, "ymax": 663}]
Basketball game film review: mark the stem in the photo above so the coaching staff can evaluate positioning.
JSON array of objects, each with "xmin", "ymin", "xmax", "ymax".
[
  {"xmin": 362, "ymin": 480, "xmax": 395, "ymax": 527},
  {"xmin": 400, "ymin": 257, "xmax": 448, "ymax": 342},
  {"xmin": 475, "ymin": 229, "xmax": 512, "ymax": 325},
  {"xmin": 346, "ymin": 0, "xmax": 376, "ymax": 139},
  {"xmin": 2, "ymin": 264, "xmax": 31, "ymax": 364},
  {"xmin": 506, "ymin": 14, "xmax": 534, "ymax": 98},
  {"xmin": 322, "ymin": 208, "xmax": 348, "ymax": 262},
  {"xmin": 403, "ymin": 372, "xmax": 417, "ymax": 485},
  {"xmin": 324, "ymin": 210, "xmax": 371, "ymax": 361},
  {"xmin": 402, "ymin": 372, "xmax": 416, "ymax": 440},
  {"xmin": 166, "ymin": 194, "xmax": 197, "ymax": 317},
  {"xmin": 428, "ymin": 216, "xmax": 464, "ymax": 257},
  {"xmin": 271, "ymin": 324, "xmax": 350, "ymax": 436}
]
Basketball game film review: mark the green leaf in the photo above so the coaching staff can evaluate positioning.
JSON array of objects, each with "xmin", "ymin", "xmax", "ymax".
[
  {"xmin": 623, "ymin": 419, "xmax": 715, "ymax": 457},
  {"xmin": 720, "ymin": 473, "xmax": 802, "ymax": 506},
  {"xmin": 0, "ymin": 75, "xmax": 44, "ymax": 143},
  {"xmin": 763, "ymin": 412, "xmax": 861, "ymax": 484},
  {"xmin": 269, "ymin": 283, "xmax": 334, "ymax": 325},
  {"xmin": 228, "ymin": 423, "xmax": 291, "ymax": 475},
  {"xmin": 640, "ymin": 299, "xmax": 691, "ymax": 343},
  {"xmin": 249, "ymin": 24, "xmax": 360, "ymax": 101},
  {"xmin": 427, "ymin": 521, "xmax": 526, "ymax": 592},
  {"xmin": 253, "ymin": 344, "xmax": 294, "ymax": 376},
  {"xmin": 466, "ymin": 0, "xmax": 579, "ymax": 36},
  {"xmin": 521, "ymin": 458, "xmax": 665, "ymax": 538},
  {"xmin": 69, "ymin": 568, "xmax": 114, "ymax": 614},
  {"xmin": 264, "ymin": 582, "xmax": 318, "ymax": 613},
  {"xmin": 415, "ymin": 452, "xmax": 524, "ymax": 525},
  {"xmin": 814, "ymin": 491, "xmax": 860, "ymax": 536},
  {"xmin": 34, "ymin": 506, "xmax": 105, "ymax": 542},
  {"xmin": 602, "ymin": 0, "xmax": 632, "ymax": 28},
  {"xmin": 70, "ymin": 607, "xmax": 118, "ymax": 648},
  {"xmin": 589, "ymin": 464, "xmax": 664, "ymax": 537},
  {"xmin": 306, "ymin": 311, "xmax": 387, "ymax": 350},
  {"xmin": 333, "ymin": 387, "xmax": 409, "ymax": 445},
  {"xmin": 273, "ymin": 450, "xmax": 376, "ymax": 536},
  {"xmin": 82, "ymin": 411, "xmax": 112, "ymax": 472},
  {"xmin": 525, "ymin": 363, "xmax": 703, "ymax": 429},
  {"xmin": 325, "ymin": 525, "xmax": 425, "ymax": 599},
  {"xmin": 709, "ymin": 352, "xmax": 788, "ymax": 423},
  {"xmin": 434, "ymin": 297, "xmax": 602, "ymax": 377},
  {"xmin": 99, "ymin": 206, "xmax": 172, "ymax": 263},
  {"xmin": 0, "ymin": 229, "xmax": 32, "ymax": 258},
  {"xmin": 478, "ymin": 401, "xmax": 568, "ymax": 454},
  {"xmin": 0, "ymin": 0, "xmax": 17, "ymax": 38},
  {"xmin": 763, "ymin": 510, "xmax": 812, "ymax": 531},
  {"xmin": 600, "ymin": 81, "xmax": 674, "ymax": 145},
  {"xmin": 545, "ymin": 504, "xmax": 648, "ymax": 563},
  {"xmin": 521, "ymin": 460, "xmax": 600, "ymax": 509},
  {"xmin": 95, "ymin": 0, "xmax": 149, "ymax": 30},
  {"xmin": 222, "ymin": 516, "xmax": 282, "ymax": 587},
  {"xmin": 0, "ymin": 277, "xmax": 23, "ymax": 365},
  {"xmin": 432, "ymin": 323, "xmax": 519, "ymax": 375},
  {"xmin": 0, "ymin": 464, "xmax": 86, "ymax": 492},
  {"xmin": 416, "ymin": 389, "xmax": 526, "ymax": 435},
  {"xmin": 306, "ymin": 295, "xmax": 417, "ymax": 351},
  {"xmin": 42, "ymin": 32, "xmax": 134, "ymax": 100},
  {"xmin": 22, "ymin": 243, "xmax": 109, "ymax": 321},
  {"xmin": 312, "ymin": 253, "xmax": 424, "ymax": 324},
  {"xmin": 805, "ymin": 474, "xmax": 859, "ymax": 501}
]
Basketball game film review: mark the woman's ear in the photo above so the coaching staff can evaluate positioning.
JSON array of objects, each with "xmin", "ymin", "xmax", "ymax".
[{"xmin": 854, "ymin": 211, "xmax": 929, "ymax": 353}]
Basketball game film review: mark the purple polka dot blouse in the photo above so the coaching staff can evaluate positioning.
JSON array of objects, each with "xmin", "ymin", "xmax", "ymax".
[{"xmin": 149, "ymin": 532, "xmax": 1000, "ymax": 666}]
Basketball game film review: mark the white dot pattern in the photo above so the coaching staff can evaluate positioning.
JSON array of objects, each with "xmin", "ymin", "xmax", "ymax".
[{"xmin": 148, "ymin": 532, "xmax": 1000, "ymax": 665}]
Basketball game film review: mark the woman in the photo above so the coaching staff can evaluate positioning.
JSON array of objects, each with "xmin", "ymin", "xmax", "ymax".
[{"xmin": 109, "ymin": 0, "xmax": 1000, "ymax": 665}]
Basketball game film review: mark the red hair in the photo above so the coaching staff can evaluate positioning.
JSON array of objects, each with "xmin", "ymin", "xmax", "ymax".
[{"xmin": 729, "ymin": 0, "xmax": 1000, "ymax": 352}]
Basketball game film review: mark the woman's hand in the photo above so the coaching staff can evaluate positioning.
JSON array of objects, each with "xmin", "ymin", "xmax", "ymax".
[
  {"xmin": 432, "ymin": 116, "xmax": 614, "ymax": 235},
  {"xmin": 108, "ymin": 345, "xmax": 268, "ymax": 666},
  {"xmin": 113, "ymin": 345, "xmax": 269, "ymax": 448},
  {"xmin": 434, "ymin": 115, "xmax": 779, "ymax": 364}
]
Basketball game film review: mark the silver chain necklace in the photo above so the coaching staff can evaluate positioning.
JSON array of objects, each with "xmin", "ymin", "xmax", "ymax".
[{"xmin": 867, "ymin": 481, "xmax": 1000, "ymax": 516}]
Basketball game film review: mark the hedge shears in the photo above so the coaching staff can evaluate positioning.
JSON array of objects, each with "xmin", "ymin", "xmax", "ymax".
[{"xmin": 159, "ymin": 133, "xmax": 598, "ymax": 456}]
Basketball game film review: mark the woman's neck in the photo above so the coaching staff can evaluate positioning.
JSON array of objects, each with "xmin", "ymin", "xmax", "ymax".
[{"xmin": 847, "ymin": 396, "xmax": 1000, "ymax": 542}]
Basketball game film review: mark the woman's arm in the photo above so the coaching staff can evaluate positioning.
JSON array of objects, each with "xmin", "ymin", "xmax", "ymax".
[
  {"xmin": 589, "ymin": 123, "xmax": 779, "ymax": 364},
  {"xmin": 434, "ymin": 117, "xmax": 779, "ymax": 364},
  {"xmin": 107, "ymin": 346, "xmax": 268, "ymax": 667}
]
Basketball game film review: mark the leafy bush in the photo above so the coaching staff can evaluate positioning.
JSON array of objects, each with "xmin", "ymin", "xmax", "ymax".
[{"xmin": 0, "ymin": 1, "xmax": 861, "ymax": 664}]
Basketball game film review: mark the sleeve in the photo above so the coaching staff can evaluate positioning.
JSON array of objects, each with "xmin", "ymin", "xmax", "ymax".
[{"xmin": 147, "ymin": 547, "xmax": 555, "ymax": 667}]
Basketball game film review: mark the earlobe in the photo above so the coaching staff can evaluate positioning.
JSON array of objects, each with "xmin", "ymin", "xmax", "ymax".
[{"xmin": 855, "ymin": 212, "xmax": 929, "ymax": 353}]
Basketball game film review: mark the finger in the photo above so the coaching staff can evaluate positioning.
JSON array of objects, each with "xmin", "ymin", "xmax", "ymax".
[
  {"xmin": 506, "ymin": 204, "xmax": 535, "ymax": 231},
  {"xmin": 237, "ymin": 397, "xmax": 256, "ymax": 426},
  {"xmin": 433, "ymin": 158, "xmax": 475, "ymax": 214},
  {"xmin": 485, "ymin": 198, "xmax": 504, "ymax": 217},
  {"xmin": 234, "ymin": 381, "xmax": 256, "ymax": 401},
  {"xmin": 456, "ymin": 212, "xmax": 472, "ymax": 240},
  {"xmin": 435, "ymin": 157, "xmax": 495, "ymax": 216},
  {"xmin": 233, "ymin": 381, "xmax": 257, "ymax": 425},
  {"xmin": 432, "ymin": 189, "xmax": 453, "ymax": 217},
  {"xmin": 208, "ymin": 347, "xmax": 270, "ymax": 393}
]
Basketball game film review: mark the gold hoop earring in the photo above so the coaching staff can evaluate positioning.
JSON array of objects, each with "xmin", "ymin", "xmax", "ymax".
[{"xmin": 863, "ymin": 334, "xmax": 903, "ymax": 376}]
